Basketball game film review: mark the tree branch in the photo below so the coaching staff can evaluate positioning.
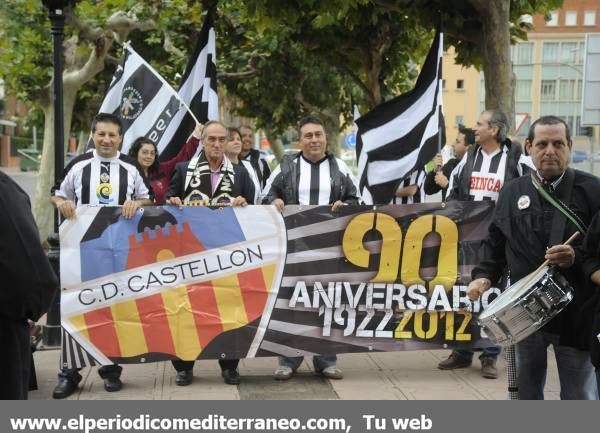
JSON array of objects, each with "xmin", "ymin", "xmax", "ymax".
[
  {"xmin": 218, "ymin": 69, "xmax": 258, "ymax": 79},
  {"xmin": 65, "ymin": 8, "xmax": 104, "ymax": 41},
  {"xmin": 63, "ymin": 34, "xmax": 114, "ymax": 91},
  {"xmin": 104, "ymin": 11, "xmax": 155, "ymax": 44},
  {"xmin": 163, "ymin": 31, "xmax": 185, "ymax": 59},
  {"xmin": 295, "ymin": 84, "xmax": 322, "ymax": 115},
  {"xmin": 371, "ymin": 0, "xmax": 411, "ymax": 13},
  {"xmin": 329, "ymin": 61, "xmax": 376, "ymax": 107}
]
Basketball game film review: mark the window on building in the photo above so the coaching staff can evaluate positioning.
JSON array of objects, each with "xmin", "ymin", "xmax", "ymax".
[
  {"xmin": 565, "ymin": 11, "xmax": 577, "ymax": 26},
  {"xmin": 516, "ymin": 80, "xmax": 532, "ymax": 101},
  {"xmin": 541, "ymin": 80, "xmax": 557, "ymax": 100},
  {"xmin": 542, "ymin": 42, "xmax": 559, "ymax": 62},
  {"xmin": 559, "ymin": 79, "xmax": 576, "ymax": 100},
  {"xmin": 576, "ymin": 80, "xmax": 583, "ymax": 100},
  {"xmin": 560, "ymin": 42, "xmax": 579, "ymax": 63},
  {"xmin": 442, "ymin": 79, "xmax": 446, "ymax": 90},
  {"xmin": 456, "ymin": 79, "xmax": 464, "ymax": 90},
  {"xmin": 584, "ymin": 10, "xmax": 596, "ymax": 26},
  {"xmin": 455, "ymin": 115, "xmax": 464, "ymax": 126},
  {"xmin": 547, "ymin": 11, "xmax": 559, "ymax": 26},
  {"xmin": 516, "ymin": 43, "xmax": 533, "ymax": 64}
]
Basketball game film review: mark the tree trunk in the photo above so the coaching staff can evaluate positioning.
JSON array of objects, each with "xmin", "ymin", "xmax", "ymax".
[
  {"xmin": 322, "ymin": 109, "xmax": 341, "ymax": 157},
  {"xmin": 264, "ymin": 129, "xmax": 284, "ymax": 162},
  {"xmin": 473, "ymin": 0, "xmax": 515, "ymax": 132},
  {"xmin": 32, "ymin": 88, "xmax": 77, "ymax": 241},
  {"xmin": 31, "ymin": 34, "xmax": 114, "ymax": 240}
]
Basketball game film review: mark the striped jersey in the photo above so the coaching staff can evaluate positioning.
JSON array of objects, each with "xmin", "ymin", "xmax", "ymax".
[
  {"xmin": 263, "ymin": 154, "xmax": 358, "ymax": 205},
  {"xmin": 53, "ymin": 150, "xmax": 152, "ymax": 207},
  {"xmin": 242, "ymin": 150, "xmax": 271, "ymax": 188},
  {"xmin": 391, "ymin": 169, "xmax": 425, "ymax": 204},
  {"xmin": 240, "ymin": 160, "xmax": 261, "ymax": 203},
  {"xmin": 448, "ymin": 145, "xmax": 534, "ymax": 202}
]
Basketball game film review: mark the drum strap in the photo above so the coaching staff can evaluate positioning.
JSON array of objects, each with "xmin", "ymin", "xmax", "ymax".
[{"xmin": 531, "ymin": 169, "xmax": 588, "ymax": 240}]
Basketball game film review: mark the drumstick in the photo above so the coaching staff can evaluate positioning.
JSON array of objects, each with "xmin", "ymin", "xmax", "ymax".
[
  {"xmin": 539, "ymin": 231, "xmax": 580, "ymax": 269},
  {"xmin": 516, "ymin": 231, "xmax": 580, "ymax": 292}
]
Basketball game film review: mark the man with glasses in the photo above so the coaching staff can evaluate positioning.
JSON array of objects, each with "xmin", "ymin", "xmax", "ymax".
[{"xmin": 166, "ymin": 120, "xmax": 255, "ymax": 386}]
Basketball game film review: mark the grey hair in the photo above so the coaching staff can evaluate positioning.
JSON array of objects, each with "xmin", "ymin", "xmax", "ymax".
[
  {"xmin": 484, "ymin": 109, "xmax": 509, "ymax": 143},
  {"xmin": 200, "ymin": 120, "xmax": 227, "ymax": 140}
]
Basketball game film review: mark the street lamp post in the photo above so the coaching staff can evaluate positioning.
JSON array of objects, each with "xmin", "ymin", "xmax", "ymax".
[{"xmin": 41, "ymin": 0, "xmax": 73, "ymax": 347}]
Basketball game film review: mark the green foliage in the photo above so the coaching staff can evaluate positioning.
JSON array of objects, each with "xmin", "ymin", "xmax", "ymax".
[
  {"xmin": 0, "ymin": 0, "xmax": 206, "ymax": 121},
  {"xmin": 0, "ymin": 0, "xmax": 53, "ymax": 101},
  {"xmin": 217, "ymin": 0, "xmax": 432, "ymax": 134},
  {"xmin": 0, "ymin": 0, "xmax": 563, "ymax": 139}
]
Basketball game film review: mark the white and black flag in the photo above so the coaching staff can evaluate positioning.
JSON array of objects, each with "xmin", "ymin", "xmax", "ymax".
[
  {"xmin": 356, "ymin": 29, "xmax": 445, "ymax": 205},
  {"xmin": 157, "ymin": 7, "xmax": 218, "ymax": 160},
  {"xmin": 90, "ymin": 8, "xmax": 218, "ymax": 159}
]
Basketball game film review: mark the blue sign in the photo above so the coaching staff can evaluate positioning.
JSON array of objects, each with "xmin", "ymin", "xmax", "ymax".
[{"xmin": 345, "ymin": 131, "xmax": 357, "ymax": 148}]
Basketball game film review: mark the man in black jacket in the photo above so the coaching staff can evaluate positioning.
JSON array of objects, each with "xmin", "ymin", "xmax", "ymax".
[
  {"xmin": 468, "ymin": 115, "xmax": 600, "ymax": 399},
  {"xmin": 240, "ymin": 125, "xmax": 271, "ymax": 189},
  {"xmin": 438, "ymin": 110, "xmax": 534, "ymax": 378},
  {"xmin": 0, "ymin": 172, "xmax": 58, "ymax": 399},
  {"xmin": 166, "ymin": 120, "xmax": 255, "ymax": 386},
  {"xmin": 424, "ymin": 125, "xmax": 474, "ymax": 200},
  {"xmin": 263, "ymin": 116, "xmax": 359, "ymax": 381}
]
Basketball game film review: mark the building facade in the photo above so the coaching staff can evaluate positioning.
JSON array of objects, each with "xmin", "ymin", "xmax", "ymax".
[{"xmin": 444, "ymin": 0, "xmax": 599, "ymax": 148}]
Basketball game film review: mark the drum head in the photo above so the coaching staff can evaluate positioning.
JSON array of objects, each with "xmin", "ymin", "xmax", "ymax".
[{"xmin": 479, "ymin": 266, "xmax": 549, "ymax": 319}]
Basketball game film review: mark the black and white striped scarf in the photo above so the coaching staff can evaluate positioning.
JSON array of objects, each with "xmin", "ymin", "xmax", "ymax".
[{"xmin": 183, "ymin": 153, "xmax": 236, "ymax": 205}]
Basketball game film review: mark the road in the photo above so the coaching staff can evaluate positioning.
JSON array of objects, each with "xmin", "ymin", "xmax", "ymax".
[{"xmin": 0, "ymin": 167, "xmax": 37, "ymax": 200}]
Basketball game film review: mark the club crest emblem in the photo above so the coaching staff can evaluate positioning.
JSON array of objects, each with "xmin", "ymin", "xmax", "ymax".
[
  {"xmin": 96, "ymin": 183, "xmax": 113, "ymax": 204},
  {"xmin": 120, "ymin": 86, "xmax": 143, "ymax": 120}
]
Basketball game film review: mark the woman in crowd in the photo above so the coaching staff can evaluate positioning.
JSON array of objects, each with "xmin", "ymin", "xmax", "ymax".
[
  {"xmin": 128, "ymin": 123, "xmax": 203, "ymax": 204},
  {"xmin": 224, "ymin": 126, "xmax": 261, "ymax": 203}
]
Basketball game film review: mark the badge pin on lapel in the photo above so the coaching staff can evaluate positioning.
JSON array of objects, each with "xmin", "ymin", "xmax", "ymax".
[{"xmin": 517, "ymin": 195, "xmax": 530, "ymax": 210}]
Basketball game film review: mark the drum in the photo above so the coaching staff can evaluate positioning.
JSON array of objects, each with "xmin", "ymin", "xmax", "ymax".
[{"xmin": 478, "ymin": 266, "xmax": 573, "ymax": 347}]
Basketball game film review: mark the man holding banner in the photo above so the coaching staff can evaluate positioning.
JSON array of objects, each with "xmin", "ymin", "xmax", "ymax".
[
  {"xmin": 165, "ymin": 120, "xmax": 255, "ymax": 385},
  {"xmin": 51, "ymin": 113, "xmax": 153, "ymax": 398},
  {"xmin": 468, "ymin": 115, "xmax": 600, "ymax": 399},
  {"xmin": 263, "ymin": 115, "xmax": 359, "ymax": 381}
]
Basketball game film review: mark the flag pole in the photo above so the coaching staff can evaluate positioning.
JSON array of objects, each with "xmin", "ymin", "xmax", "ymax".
[
  {"xmin": 124, "ymin": 43, "xmax": 201, "ymax": 125},
  {"xmin": 437, "ymin": 21, "xmax": 444, "ymax": 154}
]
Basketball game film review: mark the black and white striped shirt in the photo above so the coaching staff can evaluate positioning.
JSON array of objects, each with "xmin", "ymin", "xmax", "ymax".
[
  {"xmin": 263, "ymin": 154, "xmax": 358, "ymax": 205},
  {"xmin": 391, "ymin": 169, "xmax": 425, "ymax": 204},
  {"xmin": 53, "ymin": 150, "xmax": 151, "ymax": 207},
  {"xmin": 448, "ymin": 145, "xmax": 534, "ymax": 202}
]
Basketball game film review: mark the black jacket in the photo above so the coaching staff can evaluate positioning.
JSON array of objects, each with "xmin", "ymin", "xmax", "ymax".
[
  {"xmin": 0, "ymin": 172, "xmax": 58, "ymax": 322},
  {"xmin": 447, "ymin": 139, "xmax": 529, "ymax": 201},
  {"xmin": 424, "ymin": 158, "xmax": 459, "ymax": 200},
  {"xmin": 581, "ymin": 212, "xmax": 600, "ymax": 367},
  {"xmin": 262, "ymin": 153, "xmax": 359, "ymax": 205},
  {"xmin": 167, "ymin": 159, "xmax": 255, "ymax": 203},
  {"xmin": 473, "ymin": 168, "xmax": 600, "ymax": 349}
]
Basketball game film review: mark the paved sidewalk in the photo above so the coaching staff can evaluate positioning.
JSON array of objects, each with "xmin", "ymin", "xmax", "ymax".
[{"xmin": 29, "ymin": 347, "xmax": 562, "ymax": 400}]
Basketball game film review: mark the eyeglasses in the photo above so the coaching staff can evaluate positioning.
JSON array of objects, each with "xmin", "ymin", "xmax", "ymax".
[
  {"xmin": 302, "ymin": 131, "xmax": 324, "ymax": 140},
  {"xmin": 205, "ymin": 136, "xmax": 227, "ymax": 145}
]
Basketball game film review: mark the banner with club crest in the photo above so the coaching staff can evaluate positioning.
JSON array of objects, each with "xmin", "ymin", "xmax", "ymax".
[{"xmin": 59, "ymin": 202, "xmax": 498, "ymax": 368}]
